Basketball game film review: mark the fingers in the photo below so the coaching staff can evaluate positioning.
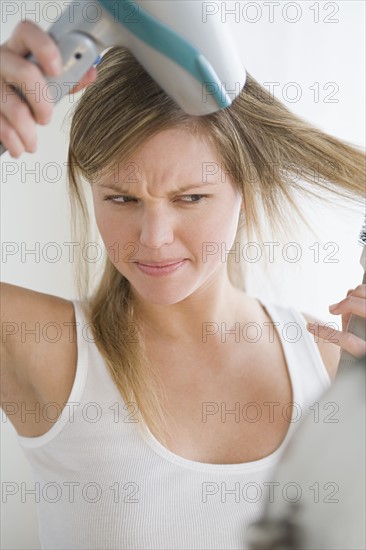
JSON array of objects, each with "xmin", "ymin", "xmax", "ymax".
[
  {"xmin": 329, "ymin": 284, "xmax": 366, "ymax": 319},
  {"xmin": 332, "ymin": 296, "xmax": 366, "ymax": 318},
  {"xmin": 307, "ymin": 284, "xmax": 366, "ymax": 359},
  {"xmin": 0, "ymin": 76, "xmax": 40, "ymax": 155},
  {"xmin": 0, "ymin": 20, "xmax": 62, "ymax": 157},
  {"xmin": 308, "ymin": 323, "xmax": 366, "ymax": 359},
  {"xmin": 330, "ymin": 284, "xmax": 366, "ymax": 345},
  {"xmin": 1, "ymin": 45, "xmax": 56, "ymax": 123},
  {"xmin": 0, "ymin": 112, "xmax": 27, "ymax": 158},
  {"xmin": 340, "ymin": 289, "xmax": 354, "ymax": 332},
  {"xmin": 0, "ymin": 37, "xmax": 58, "ymax": 124},
  {"xmin": 350, "ymin": 284, "xmax": 365, "ymax": 297},
  {"xmin": 3, "ymin": 20, "xmax": 62, "ymax": 76}
]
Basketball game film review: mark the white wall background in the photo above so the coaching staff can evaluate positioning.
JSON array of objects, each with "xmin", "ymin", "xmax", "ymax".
[{"xmin": 1, "ymin": 1, "xmax": 365, "ymax": 548}]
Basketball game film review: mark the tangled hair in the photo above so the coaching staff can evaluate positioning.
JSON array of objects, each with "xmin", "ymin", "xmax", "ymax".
[{"xmin": 66, "ymin": 47, "xmax": 365, "ymax": 445}]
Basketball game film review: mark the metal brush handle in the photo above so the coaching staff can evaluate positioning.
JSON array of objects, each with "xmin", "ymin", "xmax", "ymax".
[
  {"xmin": 0, "ymin": 31, "xmax": 100, "ymax": 156},
  {"xmin": 336, "ymin": 270, "xmax": 366, "ymax": 376}
]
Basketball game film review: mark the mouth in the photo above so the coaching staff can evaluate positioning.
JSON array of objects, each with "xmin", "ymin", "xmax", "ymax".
[
  {"xmin": 136, "ymin": 260, "xmax": 186, "ymax": 268},
  {"xmin": 135, "ymin": 259, "xmax": 188, "ymax": 276}
]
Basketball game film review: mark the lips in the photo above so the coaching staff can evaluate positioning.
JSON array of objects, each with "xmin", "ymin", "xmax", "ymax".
[
  {"xmin": 136, "ymin": 260, "xmax": 185, "ymax": 267},
  {"xmin": 135, "ymin": 259, "xmax": 187, "ymax": 277}
]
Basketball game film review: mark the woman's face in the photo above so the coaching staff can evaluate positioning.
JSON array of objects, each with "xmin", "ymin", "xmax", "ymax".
[{"xmin": 92, "ymin": 127, "xmax": 243, "ymax": 305}]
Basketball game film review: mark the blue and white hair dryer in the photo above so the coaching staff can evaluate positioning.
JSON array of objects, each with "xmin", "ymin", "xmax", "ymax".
[{"xmin": 0, "ymin": 0, "xmax": 246, "ymax": 155}]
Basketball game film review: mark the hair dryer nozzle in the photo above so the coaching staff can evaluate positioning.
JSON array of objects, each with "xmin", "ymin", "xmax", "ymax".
[{"xmin": 98, "ymin": 0, "xmax": 246, "ymax": 115}]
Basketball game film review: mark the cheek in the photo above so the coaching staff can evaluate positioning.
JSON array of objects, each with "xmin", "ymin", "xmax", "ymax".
[
  {"xmin": 96, "ymin": 217, "xmax": 138, "ymax": 269},
  {"xmin": 203, "ymin": 201, "xmax": 241, "ymax": 242},
  {"xmin": 191, "ymin": 211, "xmax": 240, "ymax": 266},
  {"xmin": 93, "ymin": 207, "xmax": 132, "ymax": 255},
  {"xmin": 94, "ymin": 213, "xmax": 111, "ymax": 246}
]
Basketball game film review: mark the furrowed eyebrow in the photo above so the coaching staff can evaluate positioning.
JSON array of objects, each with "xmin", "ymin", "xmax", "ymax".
[{"xmin": 96, "ymin": 182, "xmax": 216, "ymax": 196}]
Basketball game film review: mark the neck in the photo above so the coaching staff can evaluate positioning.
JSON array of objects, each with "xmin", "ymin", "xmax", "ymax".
[{"xmin": 131, "ymin": 268, "xmax": 252, "ymax": 344}]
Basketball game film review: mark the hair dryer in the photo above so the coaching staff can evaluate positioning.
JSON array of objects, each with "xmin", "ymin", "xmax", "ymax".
[{"xmin": 0, "ymin": 0, "xmax": 246, "ymax": 156}]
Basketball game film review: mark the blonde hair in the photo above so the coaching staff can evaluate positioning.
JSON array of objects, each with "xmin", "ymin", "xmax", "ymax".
[{"xmin": 67, "ymin": 47, "xmax": 365, "ymax": 445}]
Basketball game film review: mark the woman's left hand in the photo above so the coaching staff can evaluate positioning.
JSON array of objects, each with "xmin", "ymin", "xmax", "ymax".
[{"xmin": 306, "ymin": 284, "xmax": 366, "ymax": 358}]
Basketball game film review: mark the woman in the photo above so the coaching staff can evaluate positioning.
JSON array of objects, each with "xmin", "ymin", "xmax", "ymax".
[{"xmin": 1, "ymin": 20, "xmax": 365, "ymax": 550}]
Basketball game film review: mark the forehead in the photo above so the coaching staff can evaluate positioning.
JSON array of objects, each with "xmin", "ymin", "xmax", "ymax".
[
  {"xmin": 127, "ymin": 127, "xmax": 219, "ymax": 168},
  {"xmin": 96, "ymin": 127, "xmax": 232, "ymax": 190}
]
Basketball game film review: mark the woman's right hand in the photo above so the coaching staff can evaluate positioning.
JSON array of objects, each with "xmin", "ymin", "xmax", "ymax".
[{"xmin": 0, "ymin": 20, "xmax": 97, "ymax": 158}]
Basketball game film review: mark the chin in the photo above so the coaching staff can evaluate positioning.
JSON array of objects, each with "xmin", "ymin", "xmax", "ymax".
[{"xmin": 131, "ymin": 284, "xmax": 194, "ymax": 306}]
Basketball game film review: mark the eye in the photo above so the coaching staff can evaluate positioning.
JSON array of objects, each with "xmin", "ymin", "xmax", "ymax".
[
  {"xmin": 103, "ymin": 194, "xmax": 208, "ymax": 205},
  {"xmin": 178, "ymin": 194, "xmax": 208, "ymax": 203},
  {"xmin": 103, "ymin": 195, "xmax": 136, "ymax": 204}
]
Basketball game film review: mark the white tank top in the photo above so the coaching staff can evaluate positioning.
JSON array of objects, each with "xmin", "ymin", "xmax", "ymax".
[{"xmin": 16, "ymin": 299, "xmax": 332, "ymax": 549}]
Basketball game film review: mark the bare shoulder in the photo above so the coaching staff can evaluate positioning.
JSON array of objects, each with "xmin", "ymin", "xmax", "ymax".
[
  {"xmin": 1, "ymin": 282, "xmax": 77, "ymax": 405},
  {"xmin": 302, "ymin": 311, "xmax": 340, "ymax": 382}
]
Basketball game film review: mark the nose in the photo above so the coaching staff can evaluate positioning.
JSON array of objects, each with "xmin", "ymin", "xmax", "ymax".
[{"xmin": 138, "ymin": 205, "xmax": 175, "ymax": 249}]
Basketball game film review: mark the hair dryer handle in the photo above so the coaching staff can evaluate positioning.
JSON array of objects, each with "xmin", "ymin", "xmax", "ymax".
[
  {"xmin": 0, "ymin": 31, "xmax": 101, "ymax": 156},
  {"xmin": 336, "ymin": 269, "xmax": 366, "ymax": 376}
]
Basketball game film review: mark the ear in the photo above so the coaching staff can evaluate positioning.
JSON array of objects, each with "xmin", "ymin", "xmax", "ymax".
[{"xmin": 68, "ymin": 67, "xmax": 98, "ymax": 95}]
